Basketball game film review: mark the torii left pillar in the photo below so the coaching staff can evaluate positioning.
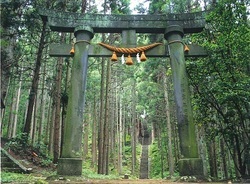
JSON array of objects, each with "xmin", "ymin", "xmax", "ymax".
[{"xmin": 57, "ymin": 25, "xmax": 94, "ymax": 176}]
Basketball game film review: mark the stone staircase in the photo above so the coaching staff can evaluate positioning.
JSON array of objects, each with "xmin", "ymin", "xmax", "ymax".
[
  {"xmin": 139, "ymin": 144, "xmax": 149, "ymax": 179},
  {"xmin": 1, "ymin": 148, "xmax": 32, "ymax": 173},
  {"xmin": 138, "ymin": 123, "xmax": 152, "ymax": 179}
]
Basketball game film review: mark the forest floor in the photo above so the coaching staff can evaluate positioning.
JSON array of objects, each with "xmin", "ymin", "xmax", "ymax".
[{"xmin": 0, "ymin": 139, "xmax": 241, "ymax": 184}]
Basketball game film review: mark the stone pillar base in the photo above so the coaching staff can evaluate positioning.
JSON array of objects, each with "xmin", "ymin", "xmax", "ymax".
[
  {"xmin": 179, "ymin": 158, "xmax": 203, "ymax": 177},
  {"xmin": 57, "ymin": 158, "xmax": 82, "ymax": 176}
]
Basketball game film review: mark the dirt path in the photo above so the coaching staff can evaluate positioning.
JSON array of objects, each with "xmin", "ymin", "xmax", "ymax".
[{"xmin": 48, "ymin": 179, "xmax": 228, "ymax": 184}]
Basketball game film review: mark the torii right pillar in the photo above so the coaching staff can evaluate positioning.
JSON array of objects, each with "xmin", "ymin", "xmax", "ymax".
[{"xmin": 164, "ymin": 25, "xmax": 203, "ymax": 177}]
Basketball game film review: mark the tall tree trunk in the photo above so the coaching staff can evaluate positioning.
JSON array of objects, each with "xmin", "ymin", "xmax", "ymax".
[
  {"xmin": 197, "ymin": 126, "xmax": 208, "ymax": 177},
  {"xmin": 49, "ymin": 106, "xmax": 55, "ymax": 157},
  {"xmin": 208, "ymin": 140, "xmax": 218, "ymax": 178},
  {"xmin": 103, "ymin": 58, "xmax": 111, "ymax": 175},
  {"xmin": 98, "ymin": 58, "xmax": 106, "ymax": 174},
  {"xmin": 53, "ymin": 34, "xmax": 64, "ymax": 163},
  {"xmin": 131, "ymin": 79, "xmax": 137, "ymax": 175},
  {"xmin": 38, "ymin": 59, "xmax": 47, "ymax": 145},
  {"xmin": 220, "ymin": 139, "xmax": 228, "ymax": 179},
  {"xmin": 91, "ymin": 100, "xmax": 97, "ymax": 169},
  {"xmin": 12, "ymin": 64, "xmax": 23, "ymax": 138},
  {"xmin": 83, "ymin": 114, "xmax": 90, "ymax": 161},
  {"xmin": 117, "ymin": 96, "xmax": 123, "ymax": 174},
  {"xmin": 31, "ymin": 93, "xmax": 38, "ymax": 145},
  {"xmin": 24, "ymin": 20, "xmax": 46, "ymax": 137},
  {"xmin": 7, "ymin": 85, "xmax": 15, "ymax": 138},
  {"xmin": 162, "ymin": 69, "xmax": 174, "ymax": 177}
]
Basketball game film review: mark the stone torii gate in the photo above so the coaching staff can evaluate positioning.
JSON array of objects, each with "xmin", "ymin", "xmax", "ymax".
[{"xmin": 40, "ymin": 9, "xmax": 207, "ymax": 177}]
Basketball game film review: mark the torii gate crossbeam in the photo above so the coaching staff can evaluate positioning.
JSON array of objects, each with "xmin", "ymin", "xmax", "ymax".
[
  {"xmin": 40, "ymin": 9, "xmax": 206, "ymax": 33},
  {"xmin": 40, "ymin": 9, "xmax": 207, "ymax": 178}
]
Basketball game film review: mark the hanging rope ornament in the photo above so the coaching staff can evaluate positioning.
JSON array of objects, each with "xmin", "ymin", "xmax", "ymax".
[
  {"xmin": 136, "ymin": 53, "xmax": 141, "ymax": 63},
  {"xmin": 126, "ymin": 54, "xmax": 133, "ymax": 65},
  {"xmin": 98, "ymin": 42, "xmax": 162, "ymax": 65},
  {"xmin": 111, "ymin": 51, "xmax": 118, "ymax": 61},
  {"xmin": 69, "ymin": 40, "xmax": 91, "ymax": 55},
  {"xmin": 184, "ymin": 45, "xmax": 190, "ymax": 52},
  {"xmin": 168, "ymin": 40, "xmax": 190, "ymax": 53},
  {"xmin": 121, "ymin": 54, "xmax": 125, "ymax": 64},
  {"xmin": 70, "ymin": 44, "xmax": 75, "ymax": 55},
  {"xmin": 140, "ymin": 51, "xmax": 147, "ymax": 61}
]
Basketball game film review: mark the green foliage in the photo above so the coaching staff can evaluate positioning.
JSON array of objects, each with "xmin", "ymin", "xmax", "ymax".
[
  {"xmin": 1, "ymin": 172, "xmax": 35, "ymax": 183},
  {"xmin": 188, "ymin": 0, "xmax": 250, "ymax": 177},
  {"xmin": 4, "ymin": 133, "xmax": 29, "ymax": 150},
  {"xmin": 107, "ymin": 0, "xmax": 131, "ymax": 14},
  {"xmin": 82, "ymin": 168, "xmax": 119, "ymax": 179}
]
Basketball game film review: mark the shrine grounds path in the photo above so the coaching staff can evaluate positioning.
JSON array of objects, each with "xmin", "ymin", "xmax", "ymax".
[{"xmin": 48, "ymin": 179, "xmax": 231, "ymax": 184}]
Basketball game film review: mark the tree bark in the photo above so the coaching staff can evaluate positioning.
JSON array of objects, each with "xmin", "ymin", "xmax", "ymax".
[
  {"xmin": 162, "ymin": 68, "xmax": 174, "ymax": 177},
  {"xmin": 98, "ymin": 58, "xmax": 106, "ymax": 174},
  {"xmin": 53, "ymin": 31, "xmax": 64, "ymax": 162},
  {"xmin": 103, "ymin": 57, "xmax": 111, "ymax": 175},
  {"xmin": 83, "ymin": 115, "xmax": 89, "ymax": 161},
  {"xmin": 24, "ymin": 20, "xmax": 46, "ymax": 137},
  {"xmin": 208, "ymin": 140, "xmax": 218, "ymax": 178},
  {"xmin": 91, "ymin": 100, "xmax": 97, "ymax": 169},
  {"xmin": 38, "ymin": 59, "xmax": 47, "ymax": 145},
  {"xmin": 131, "ymin": 79, "xmax": 137, "ymax": 175}
]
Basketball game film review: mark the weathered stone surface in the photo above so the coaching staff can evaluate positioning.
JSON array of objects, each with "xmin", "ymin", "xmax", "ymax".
[
  {"xmin": 59, "ymin": 27, "xmax": 93, "ymax": 176},
  {"xmin": 178, "ymin": 158, "xmax": 204, "ymax": 177},
  {"xmin": 57, "ymin": 158, "xmax": 82, "ymax": 176},
  {"xmin": 39, "ymin": 9, "xmax": 207, "ymax": 34},
  {"xmin": 49, "ymin": 43, "xmax": 207, "ymax": 58}
]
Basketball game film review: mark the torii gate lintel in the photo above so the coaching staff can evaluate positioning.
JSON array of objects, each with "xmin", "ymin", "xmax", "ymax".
[{"xmin": 39, "ymin": 9, "xmax": 207, "ymax": 34}]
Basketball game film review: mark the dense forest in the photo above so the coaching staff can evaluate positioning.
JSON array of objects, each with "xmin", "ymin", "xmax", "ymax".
[{"xmin": 1, "ymin": 0, "xmax": 249, "ymax": 182}]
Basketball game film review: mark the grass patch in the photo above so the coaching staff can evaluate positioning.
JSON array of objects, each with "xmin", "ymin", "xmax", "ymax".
[
  {"xmin": 1, "ymin": 172, "xmax": 35, "ymax": 183},
  {"xmin": 82, "ymin": 168, "xmax": 120, "ymax": 179}
]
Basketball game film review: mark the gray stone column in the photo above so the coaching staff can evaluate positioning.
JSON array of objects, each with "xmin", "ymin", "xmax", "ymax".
[
  {"xmin": 164, "ymin": 25, "xmax": 203, "ymax": 177},
  {"xmin": 57, "ymin": 25, "xmax": 94, "ymax": 176}
]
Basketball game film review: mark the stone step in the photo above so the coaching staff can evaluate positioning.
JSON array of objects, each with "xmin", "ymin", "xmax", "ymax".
[
  {"xmin": 1, "ymin": 148, "xmax": 32, "ymax": 174},
  {"xmin": 1, "ymin": 156, "xmax": 10, "ymax": 162},
  {"xmin": 1, "ymin": 167, "xmax": 24, "ymax": 173},
  {"xmin": 139, "ymin": 145, "xmax": 149, "ymax": 179},
  {"xmin": 1, "ymin": 161, "xmax": 17, "ymax": 167}
]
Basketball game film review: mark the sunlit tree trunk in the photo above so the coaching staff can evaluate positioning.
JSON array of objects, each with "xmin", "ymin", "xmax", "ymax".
[
  {"xmin": 103, "ymin": 58, "xmax": 111, "ymax": 175},
  {"xmin": 98, "ymin": 58, "xmax": 106, "ymax": 174},
  {"xmin": 12, "ymin": 64, "xmax": 23, "ymax": 137}
]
